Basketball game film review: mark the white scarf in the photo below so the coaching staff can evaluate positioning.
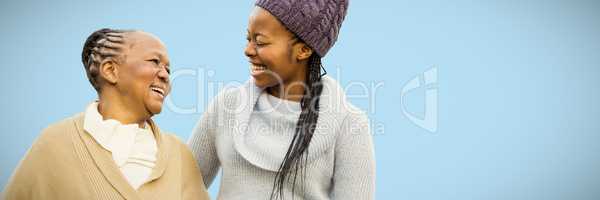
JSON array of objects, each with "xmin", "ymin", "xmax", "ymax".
[{"xmin": 83, "ymin": 102, "xmax": 157, "ymax": 189}]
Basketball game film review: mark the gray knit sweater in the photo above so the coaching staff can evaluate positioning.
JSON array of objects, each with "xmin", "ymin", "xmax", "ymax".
[{"xmin": 188, "ymin": 76, "xmax": 375, "ymax": 199}]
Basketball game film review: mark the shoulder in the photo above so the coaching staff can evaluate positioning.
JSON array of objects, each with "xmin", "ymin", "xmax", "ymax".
[
  {"xmin": 320, "ymin": 76, "xmax": 371, "ymax": 135},
  {"xmin": 204, "ymin": 78, "xmax": 259, "ymax": 116},
  {"xmin": 341, "ymin": 109, "xmax": 370, "ymax": 132},
  {"xmin": 15, "ymin": 114, "xmax": 81, "ymax": 173},
  {"xmin": 33, "ymin": 115, "xmax": 80, "ymax": 151},
  {"xmin": 320, "ymin": 76, "xmax": 370, "ymax": 125},
  {"xmin": 159, "ymin": 131, "xmax": 193, "ymax": 154},
  {"xmin": 158, "ymin": 130, "xmax": 183, "ymax": 146},
  {"xmin": 212, "ymin": 79, "xmax": 254, "ymax": 104},
  {"xmin": 335, "ymin": 108, "xmax": 373, "ymax": 153},
  {"xmin": 159, "ymin": 132, "xmax": 200, "ymax": 165}
]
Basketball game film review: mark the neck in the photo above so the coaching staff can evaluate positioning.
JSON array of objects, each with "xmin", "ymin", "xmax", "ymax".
[
  {"xmin": 98, "ymin": 91, "xmax": 149, "ymax": 128},
  {"xmin": 267, "ymin": 80, "xmax": 307, "ymax": 102},
  {"xmin": 267, "ymin": 62, "xmax": 308, "ymax": 102}
]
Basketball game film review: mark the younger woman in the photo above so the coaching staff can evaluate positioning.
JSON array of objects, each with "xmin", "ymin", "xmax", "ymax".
[{"xmin": 189, "ymin": 0, "xmax": 375, "ymax": 199}]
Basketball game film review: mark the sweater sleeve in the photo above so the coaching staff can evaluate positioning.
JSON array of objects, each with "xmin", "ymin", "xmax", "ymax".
[
  {"xmin": 177, "ymin": 139, "xmax": 211, "ymax": 200},
  {"xmin": 3, "ymin": 141, "xmax": 41, "ymax": 200},
  {"xmin": 3, "ymin": 126, "xmax": 67, "ymax": 200},
  {"xmin": 331, "ymin": 111, "xmax": 376, "ymax": 200},
  {"xmin": 187, "ymin": 93, "xmax": 222, "ymax": 188}
]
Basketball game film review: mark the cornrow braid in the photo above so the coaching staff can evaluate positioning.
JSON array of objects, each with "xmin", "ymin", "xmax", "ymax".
[
  {"xmin": 81, "ymin": 28, "xmax": 130, "ymax": 92},
  {"xmin": 271, "ymin": 53, "xmax": 324, "ymax": 200}
]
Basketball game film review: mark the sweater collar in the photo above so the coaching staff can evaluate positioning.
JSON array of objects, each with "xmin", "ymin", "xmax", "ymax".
[
  {"xmin": 74, "ymin": 108, "xmax": 170, "ymax": 199},
  {"xmin": 255, "ymin": 92, "xmax": 302, "ymax": 122},
  {"xmin": 233, "ymin": 75, "xmax": 351, "ymax": 171}
]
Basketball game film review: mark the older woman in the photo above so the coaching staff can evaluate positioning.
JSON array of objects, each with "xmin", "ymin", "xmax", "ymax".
[{"xmin": 3, "ymin": 28, "xmax": 210, "ymax": 200}]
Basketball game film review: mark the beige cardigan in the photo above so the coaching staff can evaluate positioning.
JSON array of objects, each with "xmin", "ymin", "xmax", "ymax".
[{"xmin": 3, "ymin": 113, "xmax": 210, "ymax": 200}]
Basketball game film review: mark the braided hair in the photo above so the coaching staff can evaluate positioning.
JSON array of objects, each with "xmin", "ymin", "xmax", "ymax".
[
  {"xmin": 271, "ymin": 53, "xmax": 325, "ymax": 200},
  {"xmin": 81, "ymin": 28, "xmax": 130, "ymax": 92}
]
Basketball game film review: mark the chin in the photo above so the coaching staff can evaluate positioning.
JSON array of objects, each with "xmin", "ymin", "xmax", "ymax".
[
  {"xmin": 146, "ymin": 102, "xmax": 164, "ymax": 115},
  {"xmin": 253, "ymin": 76, "xmax": 278, "ymax": 89}
]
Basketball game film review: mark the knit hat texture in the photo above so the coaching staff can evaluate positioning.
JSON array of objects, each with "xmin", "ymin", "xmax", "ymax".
[{"xmin": 255, "ymin": 0, "xmax": 349, "ymax": 57}]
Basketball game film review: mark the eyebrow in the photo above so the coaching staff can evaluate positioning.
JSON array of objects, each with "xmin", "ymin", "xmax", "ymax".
[
  {"xmin": 247, "ymin": 29, "xmax": 269, "ymax": 39},
  {"xmin": 149, "ymin": 51, "xmax": 170, "ymax": 67}
]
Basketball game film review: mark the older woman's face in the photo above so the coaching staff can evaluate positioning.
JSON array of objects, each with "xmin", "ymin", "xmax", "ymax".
[{"xmin": 117, "ymin": 32, "xmax": 171, "ymax": 116}]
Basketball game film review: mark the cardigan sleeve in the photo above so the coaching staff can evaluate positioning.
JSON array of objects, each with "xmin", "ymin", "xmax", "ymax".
[
  {"xmin": 187, "ymin": 93, "xmax": 222, "ymax": 188},
  {"xmin": 331, "ymin": 111, "xmax": 376, "ymax": 200}
]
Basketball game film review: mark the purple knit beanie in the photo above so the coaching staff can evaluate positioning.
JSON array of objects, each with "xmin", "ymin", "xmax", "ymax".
[{"xmin": 255, "ymin": 0, "xmax": 349, "ymax": 57}]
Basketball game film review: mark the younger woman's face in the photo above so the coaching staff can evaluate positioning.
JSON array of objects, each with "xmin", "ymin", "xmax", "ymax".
[{"xmin": 245, "ymin": 6, "xmax": 308, "ymax": 91}]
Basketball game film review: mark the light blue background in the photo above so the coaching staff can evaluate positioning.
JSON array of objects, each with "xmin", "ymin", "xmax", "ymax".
[{"xmin": 1, "ymin": 0, "xmax": 599, "ymax": 199}]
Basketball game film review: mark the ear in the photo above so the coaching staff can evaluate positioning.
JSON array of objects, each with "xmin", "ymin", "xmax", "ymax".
[
  {"xmin": 295, "ymin": 43, "xmax": 313, "ymax": 61},
  {"xmin": 99, "ymin": 59, "xmax": 119, "ymax": 85}
]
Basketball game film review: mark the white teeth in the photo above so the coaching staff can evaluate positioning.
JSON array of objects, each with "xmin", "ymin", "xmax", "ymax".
[
  {"xmin": 250, "ymin": 64, "xmax": 268, "ymax": 76},
  {"xmin": 151, "ymin": 87, "xmax": 165, "ymax": 97},
  {"xmin": 252, "ymin": 64, "xmax": 266, "ymax": 71}
]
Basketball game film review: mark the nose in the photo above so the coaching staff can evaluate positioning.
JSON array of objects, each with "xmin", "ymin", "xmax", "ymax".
[
  {"xmin": 158, "ymin": 66, "xmax": 169, "ymax": 84},
  {"xmin": 244, "ymin": 41, "xmax": 256, "ymax": 58}
]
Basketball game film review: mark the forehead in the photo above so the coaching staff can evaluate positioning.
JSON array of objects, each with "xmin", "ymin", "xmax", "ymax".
[
  {"xmin": 124, "ymin": 31, "xmax": 168, "ymax": 56},
  {"xmin": 248, "ymin": 6, "xmax": 291, "ymax": 37}
]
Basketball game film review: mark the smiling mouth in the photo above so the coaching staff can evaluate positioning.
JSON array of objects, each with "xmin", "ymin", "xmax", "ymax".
[
  {"xmin": 150, "ymin": 85, "xmax": 166, "ymax": 98},
  {"xmin": 250, "ymin": 63, "xmax": 267, "ymax": 75}
]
